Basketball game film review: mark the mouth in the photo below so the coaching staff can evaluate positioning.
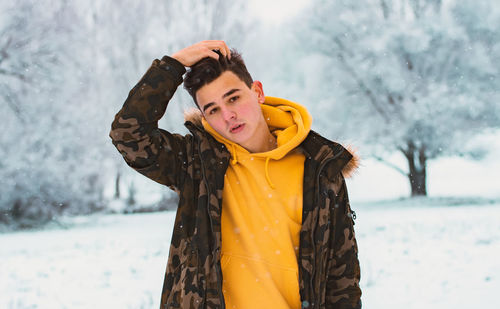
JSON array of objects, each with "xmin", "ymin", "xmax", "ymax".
[{"xmin": 230, "ymin": 123, "xmax": 245, "ymax": 133}]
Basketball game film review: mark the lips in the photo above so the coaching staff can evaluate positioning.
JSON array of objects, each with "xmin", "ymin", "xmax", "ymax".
[{"xmin": 230, "ymin": 123, "xmax": 245, "ymax": 133}]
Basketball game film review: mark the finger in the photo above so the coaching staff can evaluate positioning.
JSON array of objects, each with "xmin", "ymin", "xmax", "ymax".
[
  {"xmin": 203, "ymin": 40, "xmax": 229, "ymax": 59},
  {"xmin": 221, "ymin": 41, "xmax": 231, "ymax": 59},
  {"xmin": 206, "ymin": 49, "xmax": 220, "ymax": 61},
  {"xmin": 212, "ymin": 41, "xmax": 230, "ymax": 59},
  {"xmin": 215, "ymin": 42, "xmax": 227, "ymax": 59},
  {"xmin": 222, "ymin": 42, "xmax": 231, "ymax": 60}
]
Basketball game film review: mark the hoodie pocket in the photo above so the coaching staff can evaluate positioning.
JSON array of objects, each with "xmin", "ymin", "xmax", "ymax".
[{"xmin": 221, "ymin": 253, "xmax": 301, "ymax": 308}]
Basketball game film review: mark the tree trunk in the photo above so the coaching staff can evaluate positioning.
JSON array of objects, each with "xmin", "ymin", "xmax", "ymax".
[
  {"xmin": 114, "ymin": 171, "xmax": 121, "ymax": 199},
  {"xmin": 401, "ymin": 141, "xmax": 427, "ymax": 196}
]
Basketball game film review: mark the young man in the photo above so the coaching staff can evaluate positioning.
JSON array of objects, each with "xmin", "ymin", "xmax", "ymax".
[{"xmin": 110, "ymin": 40, "xmax": 361, "ymax": 309}]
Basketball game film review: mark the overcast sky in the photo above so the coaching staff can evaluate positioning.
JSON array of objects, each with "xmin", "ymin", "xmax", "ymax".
[{"xmin": 248, "ymin": 0, "xmax": 309, "ymax": 24}]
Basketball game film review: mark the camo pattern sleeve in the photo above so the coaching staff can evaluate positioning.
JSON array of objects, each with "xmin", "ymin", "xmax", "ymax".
[
  {"xmin": 109, "ymin": 56, "xmax": 188, "ymax": 191},
  {"xmin": 325, "ymin": 174, "xmax": 362, "ymax": 308}
]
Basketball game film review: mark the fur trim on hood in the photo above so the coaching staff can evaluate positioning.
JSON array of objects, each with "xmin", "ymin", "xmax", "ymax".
[
  {"xmin": 184, "ymin": 107, "xmax": 203, "ymax": 129},
  {"xmin": 342, "ymin": 145, "xmax": 360, "ymax": 179}
]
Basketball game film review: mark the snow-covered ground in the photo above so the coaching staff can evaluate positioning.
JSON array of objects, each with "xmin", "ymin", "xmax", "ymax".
[
  {"xmin": 1, "ymin": 200, "xmax": 499, "ymax": 308},
  {"xmin": 356, "ymin": 199, "xmax": 500, "ymax": 308}
]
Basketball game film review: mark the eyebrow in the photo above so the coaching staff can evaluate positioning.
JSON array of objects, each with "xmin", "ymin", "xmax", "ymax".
[{"xmin": 202, "ymin": 88, "xmax": 241, "ymax": 113}]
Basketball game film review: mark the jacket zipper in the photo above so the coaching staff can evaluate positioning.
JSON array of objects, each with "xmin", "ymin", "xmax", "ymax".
[
  {"xmin": 309, "ymin": 149, "xmax": 345, "ymax": 309},
  {"xmin": 198, "ymin": 138, "xmax": 226, "ymax": 309}
]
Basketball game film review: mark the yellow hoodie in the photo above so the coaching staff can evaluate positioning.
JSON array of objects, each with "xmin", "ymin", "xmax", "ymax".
[{"xmin": 202, "ymin": 97, "xmax": 312, "ymax": 309}]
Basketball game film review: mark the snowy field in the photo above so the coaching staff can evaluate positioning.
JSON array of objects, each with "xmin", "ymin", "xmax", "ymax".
[{"xmin": 1, "ymin": 200, "xmax": 499, "ymax": 308}]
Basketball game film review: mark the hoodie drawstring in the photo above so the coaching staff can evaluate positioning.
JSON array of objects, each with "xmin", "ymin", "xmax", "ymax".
[
  {"xmin": 231, "ymin": 144, "xmax": 238, "ymax": 165},
  {"xmin": 231, "ymin": 149, "xmax": 275, "ymax": 189},
  {"xmin": 264, "ymin": 157, "xmax": 276, "ymax": 189}
]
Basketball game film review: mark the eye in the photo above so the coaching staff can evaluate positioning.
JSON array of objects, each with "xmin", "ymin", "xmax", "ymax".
[
  {"xmin": 208, "ymin": 107, "xmax": 219, "ymax": 115},
  {"xmin": 229, "ymin": 96, "xmax": 239, "ymax": 103}
]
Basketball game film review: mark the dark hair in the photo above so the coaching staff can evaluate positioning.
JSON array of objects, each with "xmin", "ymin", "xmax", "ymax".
[{"xmin": 183, "ymin": 49, "xmax": 253, "ymax": 106}]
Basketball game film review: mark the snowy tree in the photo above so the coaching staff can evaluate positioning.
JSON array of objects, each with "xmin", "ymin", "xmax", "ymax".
[
  {"xmin": 0, "ymin": 0, "xmax": 104, "ymax": 227},
  {"xmin": 94, "ymin": 0, "xmax": 253, "ymax": 208},
  {"xmin": 0, "ymin": 0, "xmax": 255, "ymax": 227},
  {"xmin": 295, "ymin": 0, "xmax": 500, "ymax": 196}
]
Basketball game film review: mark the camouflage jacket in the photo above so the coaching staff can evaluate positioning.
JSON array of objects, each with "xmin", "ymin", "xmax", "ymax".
[{"xmin": 110, "ymin": 56, "xmax": 362, "ymax": 309}]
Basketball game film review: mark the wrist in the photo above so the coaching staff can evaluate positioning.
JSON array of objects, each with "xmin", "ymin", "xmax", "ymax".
[{"xmin": 171, "ymin": 54, "xmax": 185, "ymax": 66}]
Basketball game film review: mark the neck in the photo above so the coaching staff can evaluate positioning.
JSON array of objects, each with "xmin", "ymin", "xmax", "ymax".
[
  {"xmin": 245, "ymin": 125, "xmax": 277, "ymax": 153},
  {"xmin": 261, "ymin": 133, "xmax": 278, "ymax": 152}
]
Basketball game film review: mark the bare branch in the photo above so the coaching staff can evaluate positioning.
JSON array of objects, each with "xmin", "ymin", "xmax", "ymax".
[
  {"xmin": 0, "ymin": 36, "xmax": 13, "ymax": 64},
  {"xmin": 0, "ymin": 68, "xmax": 30, "ymax": 82},
  {"xmin": 1, "ymin": 87, "xmax": 25, "ymax": 123},
  {"xmin": 330, "ymin": 37, "xmax": 394, "ymax": 122},
  {"xmin": 372, "ymin": 155, "xmax": 408, "ymax": 176}
]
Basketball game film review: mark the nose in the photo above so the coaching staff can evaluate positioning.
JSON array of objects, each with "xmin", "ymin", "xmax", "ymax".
[{"xmin": 221, "ymin": 106, "xmax": 236, "ymax": 121}]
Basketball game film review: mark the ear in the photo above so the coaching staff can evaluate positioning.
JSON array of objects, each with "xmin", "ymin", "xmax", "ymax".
[{"xmin": 251, "ymin": 80, "xmax": 265, "ymax": 104}]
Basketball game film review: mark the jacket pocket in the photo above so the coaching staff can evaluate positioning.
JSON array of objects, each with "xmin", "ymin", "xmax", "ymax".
[{"xmin": 165, "ymin": 246, "xmax": 201, "ymax": 308}]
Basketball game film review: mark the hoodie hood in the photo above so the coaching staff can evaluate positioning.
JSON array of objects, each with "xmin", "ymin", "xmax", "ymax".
[
  {"xmin": 201, "ymin": 96, "xmax": 312, "ymax": 159},
  {"xmin": 200, "ymin": 96, "xmax": 312, "ymax": 188}
]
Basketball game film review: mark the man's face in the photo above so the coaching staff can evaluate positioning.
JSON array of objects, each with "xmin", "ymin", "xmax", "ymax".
[{"xmin": 196, "ymin": 71, "xmax": 268, "ymax": 151}]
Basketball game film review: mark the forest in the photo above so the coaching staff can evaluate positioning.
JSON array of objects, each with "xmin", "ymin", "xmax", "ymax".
[{"xmin": 1, "ymin": 0, "xmax": 498, "ymax": 228}]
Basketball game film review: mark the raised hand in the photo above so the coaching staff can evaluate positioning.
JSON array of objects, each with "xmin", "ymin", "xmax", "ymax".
[{"xmin": 171, "ymin": 40, "xmax": 231, "ymax": 67}]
